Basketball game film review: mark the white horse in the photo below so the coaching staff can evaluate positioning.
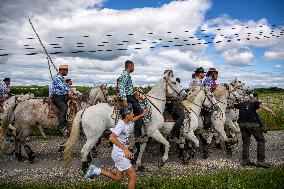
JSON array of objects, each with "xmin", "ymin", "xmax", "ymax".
[
  {"xmin": 225, "ymin": 80, "xmax": 250, "ymax": 134},
  {"xmin": 133, "ymin": 86, "xmax": 218, "ymax": 169},
  {"xmin": 180, "ymin": 86, "xmax": 218, "ymax": 148},
  {"xmin": 63, "ymin": 71, "xmax": 187, "ymax": 172}
]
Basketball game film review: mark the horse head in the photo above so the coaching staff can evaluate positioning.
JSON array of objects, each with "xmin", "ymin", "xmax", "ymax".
[{"xmin": 163, "ymin": 70, "xmax": 187, "ymax": 99}]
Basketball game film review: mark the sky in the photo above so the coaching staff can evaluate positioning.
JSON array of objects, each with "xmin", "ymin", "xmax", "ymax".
[{"xmin": 0, "ymin": 0, "xmax": 283, "ymax": 88}]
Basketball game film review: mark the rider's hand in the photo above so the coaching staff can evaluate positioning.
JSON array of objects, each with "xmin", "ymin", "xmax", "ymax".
[
  {"xmin": 123, "ymin": 100, "xmax": 128, "ymax": 106},
  {"xmin": 271, "ymin": 111, "xmax": 276, "ymax": 118},
  {"xmin": 123, "ymin": 147, "xmax": 132, "ymax": 160},
  {"xmin": 142, "ymin": 108, "xmax": 148, "ymax": 117}
]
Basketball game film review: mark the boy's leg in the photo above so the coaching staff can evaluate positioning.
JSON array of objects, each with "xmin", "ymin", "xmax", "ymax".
[
  {"xmin": 125, "ymin": 166, "xmax": 137, "ymax": 189},
  {"xmin": 101, "ymin": 168, "xmax": 124, "ymax": 181}
]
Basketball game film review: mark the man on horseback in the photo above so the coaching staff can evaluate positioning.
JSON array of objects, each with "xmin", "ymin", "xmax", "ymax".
[
  {"xmin": 0, "ymin": 78, "xmax": 11, "ymax": 113},
  {"xmin": 50, "ymin": 65, "xmax": 73, "ymax": 133},
  {"xmin": 203, "ymin": 68, "xmax": 219, "ymax": 92},
  {"xmin": 165, "ymin": 75, "xmax": 185, "ymax": 140},
  {"xmin": 117, "ymin": 60, "xmax": 144, "ymax": 138},
  {"xmin": 189, "ymin": 67, "xmax": 206, "ymax": 89},
  {"xmin": 203, "ymin": 68, "xmax": 219, "ymax": 129}
]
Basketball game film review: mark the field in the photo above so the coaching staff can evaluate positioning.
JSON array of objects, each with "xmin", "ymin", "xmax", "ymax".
[{"xmin": 258, "ymin": 92, "xmax": 284, "ymax": 131}]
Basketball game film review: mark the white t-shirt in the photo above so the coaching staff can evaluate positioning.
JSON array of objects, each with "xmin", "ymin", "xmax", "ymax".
[{"xmin": 110, "ymin": 119, "xmax": 133, "ymax": 154}]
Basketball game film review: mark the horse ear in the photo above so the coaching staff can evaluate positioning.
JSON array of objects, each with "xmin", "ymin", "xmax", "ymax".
[{"xmin": 224, "ymin": 83, "xmax": 229, "ymax": 90}]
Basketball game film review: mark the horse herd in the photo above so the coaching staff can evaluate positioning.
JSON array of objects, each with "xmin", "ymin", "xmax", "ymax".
[{"xmin": 0, "ymin": 71, "xmax": 249, "ymax": 173}]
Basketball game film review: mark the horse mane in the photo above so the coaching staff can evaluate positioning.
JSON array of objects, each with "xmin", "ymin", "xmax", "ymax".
[
  {"xmin": 187, "ymin": 86, "xmax": 202, "ymax": 103},
  {"xmin": 214, "ymin": 85, "xmax": 226, "ymax": 100}
]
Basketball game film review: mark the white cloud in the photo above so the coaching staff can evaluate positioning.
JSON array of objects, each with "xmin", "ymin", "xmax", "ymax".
[
  {"xmin": 221, "ymin": 46, "xmax": 254, "ymax": 66},
  {"xmin": 264, "ymin": 51, "xmax": 284, "ymax": 61}
]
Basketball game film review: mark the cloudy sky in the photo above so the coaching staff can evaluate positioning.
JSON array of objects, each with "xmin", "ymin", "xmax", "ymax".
[{"xmin": 0, "ymin": 0, "xmax": 283, "ymax": 88}]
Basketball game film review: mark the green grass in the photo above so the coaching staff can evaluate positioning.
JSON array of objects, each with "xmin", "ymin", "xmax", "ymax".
[
  {"xmin": 1, "ymin": 166, "xmax": 284, "ymax": 189},
  {"xmin": 258, "ymin": 92, "xmax": 284, "ymax": 131}
]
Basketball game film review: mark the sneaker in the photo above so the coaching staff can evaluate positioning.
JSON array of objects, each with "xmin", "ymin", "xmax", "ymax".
[
  {"xmin": 84, "ymin": 164, "xmax": 101, "ymax": 180},
  {"xmin": 241, "ymin": 160, "xmax": 256, "ymax": 166},
  {"xmin": 256, "ymin": 161, "xmax": 271, "ymax": 168}
]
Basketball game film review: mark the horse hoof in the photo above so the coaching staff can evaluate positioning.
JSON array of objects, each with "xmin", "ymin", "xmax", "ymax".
[
  {"xmin": 158, "ymin": 161, "xmax": 166, "ymax": 168},
  {"xmin": 82, "ymin": 161, "xmax": 89, "ymax": 174},
  {"xmin": 137, "ymin": 165, "xmax": 145, "ymax": 172},
  {"xmin": 203, "ymin": 154, "xmax": 209, "ymax": 159},
  {"xmin": 16, "ymin": 155, "xmax": 26, "ymax": 162},
  {"xmin": 182, "ymin": 160, "xmax": 189, "ymax": 165},
  {"xmin": 58, "ymin": 146, "xmax": 65, "ymax": 153},
  {"xmin": 87, "ymin": 154, "xmax": 92, "ymax": 164}
]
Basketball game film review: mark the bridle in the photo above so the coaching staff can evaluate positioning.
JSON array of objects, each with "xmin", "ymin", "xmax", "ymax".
[{"xmin": 145, "ymin": 77, "xmax": 184, "ymax": 115}]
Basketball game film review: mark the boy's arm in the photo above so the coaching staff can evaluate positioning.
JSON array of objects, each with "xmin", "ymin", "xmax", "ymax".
[
  {"xmin": 132, "ymin": 109, "xmax": 148, "ymax": 122},
  {"xmin": 109, "ymin": 132, "xmax": 132, "ymax": 159}
]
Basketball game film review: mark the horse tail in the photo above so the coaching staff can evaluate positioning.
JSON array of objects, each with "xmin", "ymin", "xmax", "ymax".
[
  {"xmin": 63, "ymin": 109, "xmax": 85, "ymax": 166},
  {"xmin": 0, "ymin": 103, "xmax": 16, "ymax": 154}
]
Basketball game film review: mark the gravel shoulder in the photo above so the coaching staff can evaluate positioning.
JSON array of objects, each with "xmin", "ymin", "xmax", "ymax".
[{"xmin": 0, "ymin": 130, "xmax": 283, "ymax": 184}]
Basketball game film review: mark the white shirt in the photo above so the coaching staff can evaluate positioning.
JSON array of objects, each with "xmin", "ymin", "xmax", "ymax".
[{"xmin": 110, "ymin": 119, "xmax": 133, "ymax": 154}]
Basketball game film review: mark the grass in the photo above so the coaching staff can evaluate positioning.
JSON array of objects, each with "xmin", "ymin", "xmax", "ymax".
[
  {"xmin": 258, "ymin": 92, "xmax": 284, "ymax": 131},
  {"xmin": 1, "ymin": 166, "xmax": 284, "ymax": 189}
]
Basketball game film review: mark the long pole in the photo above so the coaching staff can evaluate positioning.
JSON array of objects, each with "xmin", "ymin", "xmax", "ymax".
[{"xmin": 28, "ymin": 19, "xmax": 58, "ymax": 72}]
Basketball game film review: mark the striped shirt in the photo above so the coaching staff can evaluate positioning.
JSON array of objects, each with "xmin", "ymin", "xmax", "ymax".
[
  {"xmin": 138, "ymin": 98, "xmax": 152, "ymax": 126},
  {"xmin": 51, "ymin": 73, "xmax": 69, "ymax": 95},
  {"xmin": 203, "ymin": 76, "xmax": 218, "ymax": 91},
  {"xmin": 117, "ymin": 70, "xmax": 133, "ymax": 100},
  {"xmin": 0, "ymin": 82, "xmax": 10, "ymax": 97}
]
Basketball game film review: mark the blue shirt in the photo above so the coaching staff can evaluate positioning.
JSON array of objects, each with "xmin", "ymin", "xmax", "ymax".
[
  {"xmin": 51, "ymin": 73, "xmax": 69, "ymax": 95},
  {"xmin": 117, "ymin": 70, "xmax": 133, "ymax": 100},
  {"xmin": 0, "ymin": 82, "xmax": 10, "ymax": 97},
  {"xmin": 203, "ymin": 76, "xmax": 218, "ymax": 91}
]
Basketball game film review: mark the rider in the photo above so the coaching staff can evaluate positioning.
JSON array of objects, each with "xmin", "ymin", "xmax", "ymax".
[
  {"xmin": 117, "ymin": 60, "xmax": 145, "ymax": 138},
  {"xmin": 165, "ymin": 74, "xmax": 185, "ymax": 140},
  {"xmin": 189, "ymin": 67, "xmax": 206, "ymax": 89},
  {"xmin": 0, "ymin": 78, "xmax": 11, "ymax": 113},
  {"xmin": 203, "ymin": 68, "xmax": 219, "ymax": 92},
  {"xmin": 50, "ymin": 65, "xmax": 73, "ymax": 133},
  {"xmin": 202, "ymin": 68, "xmax": 219, "ymax": 129}
]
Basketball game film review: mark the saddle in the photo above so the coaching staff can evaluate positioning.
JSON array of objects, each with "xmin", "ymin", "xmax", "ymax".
[
  {"xmin": 43, "ymin": 98, "xmax": 60, "ymax": 118},
  {"xmin": 163, "ymin": 109, "xmax": 176, "ymax": 122}
]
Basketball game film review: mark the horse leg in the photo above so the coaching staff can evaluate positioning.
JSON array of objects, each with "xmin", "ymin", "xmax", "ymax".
[
  {"xmin": 14, "ymin": 134, "xmax": 25, "ymax": 162},
  {"xmin": 136, "ymin": 136, "xmax": 149, "ymax": 172},
  {"xmin": 184, "ymin": 129, "xmax": 200, "ymax": 148},
  {"xmin": 148, "ymin": 129, "xmax": 170, "ymax": 167},
  {"xmin": 199, "ymin": 133, "xmax": 209, "ymax": 159},
  {"xmin": 23, "ymin": 141, "xmax": 35, "ymax": 163},
  {"xmin": 37, "ymin": 125, "xmax": 47, "ymax": 139},
  {"xmin": 213, "ymin": 121, "xmax": 229, "ymax": 142},
  {"xmin": 81, "ymin": 134, "xmax": 101, "ymax": 174}
]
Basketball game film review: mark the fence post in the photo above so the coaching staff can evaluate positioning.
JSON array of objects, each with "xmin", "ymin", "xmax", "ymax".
[{"xmin": 282, "ymin": 97, "xmax": 284, "ymax": 110}]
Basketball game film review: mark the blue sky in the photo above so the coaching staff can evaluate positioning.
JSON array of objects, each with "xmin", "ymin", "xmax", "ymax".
[
  {"xmin": 0, "ymin": 0, "xmax": 283, "ymax": 87},
  {"xmin": 102, "ymin": 0, "xmax": 284, "ymax": 74}
]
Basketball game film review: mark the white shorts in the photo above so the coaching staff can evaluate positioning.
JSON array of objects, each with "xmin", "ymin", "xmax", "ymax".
[{"xmin": 111, "ymin": 151, "xmax": 132, "ymax": 172}]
